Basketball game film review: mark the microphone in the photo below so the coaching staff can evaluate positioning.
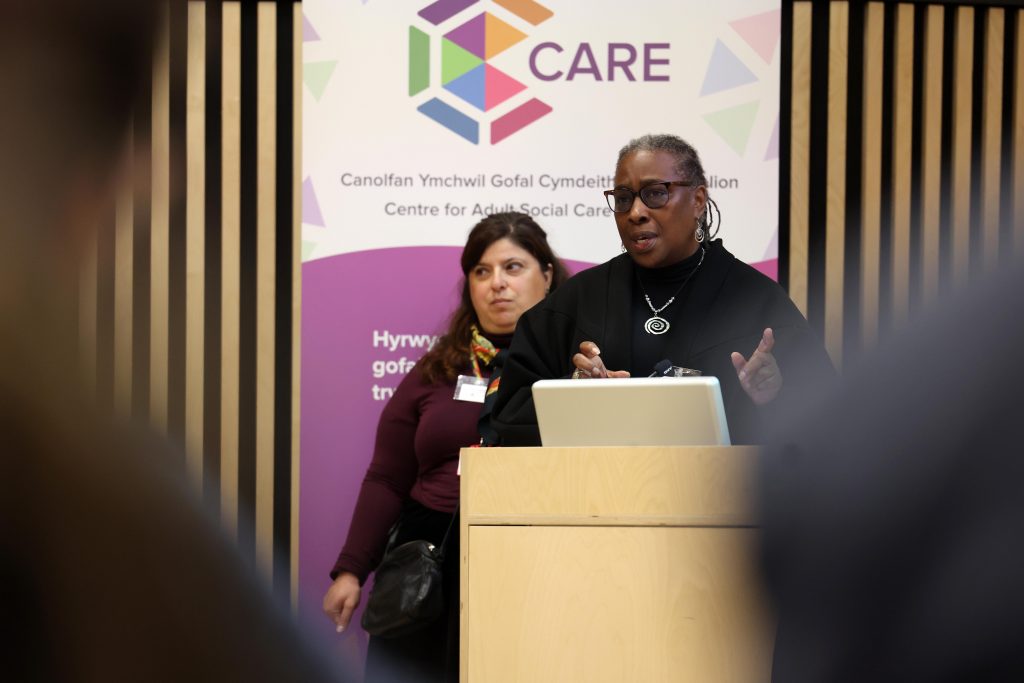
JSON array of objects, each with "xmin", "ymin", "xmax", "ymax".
[{"xmin": 649, "ymin": 359, "xmax": 673, "ymax": 377}]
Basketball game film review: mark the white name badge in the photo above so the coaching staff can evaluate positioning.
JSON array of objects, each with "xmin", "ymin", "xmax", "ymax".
[{"xmin": 454, "ymin": 375, "xmax": 488, "ymax": 403}]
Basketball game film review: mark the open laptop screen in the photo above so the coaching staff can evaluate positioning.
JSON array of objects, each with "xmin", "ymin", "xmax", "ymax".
[{"xmin": 531, "ymin": 377, "xmax": 731, "ymax": 448}]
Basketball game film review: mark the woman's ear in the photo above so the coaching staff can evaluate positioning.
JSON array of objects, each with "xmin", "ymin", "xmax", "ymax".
[
  {"xmin": 544, "ymin": 263, "xmax": 554, "ymax": 290},
  {"xmin": 692, "ymin": 185, "xmax": 708, "ymax": 220}
]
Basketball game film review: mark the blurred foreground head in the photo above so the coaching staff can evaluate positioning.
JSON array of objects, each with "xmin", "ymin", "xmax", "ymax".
[
  {"xmin": 0, "ymin": 3, "xmax": 349, "ymax": 680},
  {"xmin": 760, "ymin": 258, "xmax": 1024, "ymax": 682},
  {"xmin": 0, "ymin": 0, "xmax": 157, "ymax": 382},
  {"xmin": 0, "ymin": 0, "xmax": 155, "ymax": 242}
]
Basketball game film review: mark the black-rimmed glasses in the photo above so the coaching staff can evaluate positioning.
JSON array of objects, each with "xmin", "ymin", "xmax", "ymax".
[{"xmin": 603, "ymin": 181, "xmax": 692, "ymax": 213}]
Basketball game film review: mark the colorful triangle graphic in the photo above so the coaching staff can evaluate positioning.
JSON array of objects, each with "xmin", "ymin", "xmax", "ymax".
[
  {"xmin": 485, "ymin": 13, "xmax": 527, "ymax": 60},
  {"xmin": 765, "ymin": 115, "xmax": 779, "ymax": 161},
  {"xmin": 762, "ymin": 227, "xmax": 779, "ymax": 261},
  {"xmin": 445, "ymin": 13, "xmax": 486, "ymax": 60},
  {"xmin": 442, "ymin": 38, "xmax": 483, "ymax": 85},
  {"xmin": 484, "ymin": 64, "xmax": 526, "ymax": 110},
  {"xmin": 303, "ymin": 177, "xmax": 325, "ymax": 227},
  {"xmin": 302, "ymin": 240, "xmax": 317, "ymax": 262},
  {"xmin": 444, "ymin": 64, "xmax": 487, "ymax": 111},
  {"xmin": 302, "ymin": 14, "xmax": 320, "ymax": 42},
  {"xmin": 730, "ymin": 9, "xmax": 781, "ymax": 64},
  {"xmin": 700, "ymin": 40, "xmax": 757, "ymax": 96},
  {"xmin": 703, "ymin": 101, "xmax": 760, "ymax": 156},
  {"xmin": 304, "ymin": 60, "xmax": 337, "ymax": 101},
  {"xmin": 492, "ymin": 0, "xmax": 553, "ymax": 26}
]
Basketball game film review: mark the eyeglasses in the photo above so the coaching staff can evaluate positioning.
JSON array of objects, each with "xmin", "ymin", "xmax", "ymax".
[{"xmin": 603, "ymin": 181, "xmax": 692, "ymax": 213}]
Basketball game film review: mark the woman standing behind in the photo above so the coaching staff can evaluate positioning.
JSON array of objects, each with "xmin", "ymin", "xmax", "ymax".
[{"xmin": 323, "ymin": 212, "xmax": 568, "ymax": 683}]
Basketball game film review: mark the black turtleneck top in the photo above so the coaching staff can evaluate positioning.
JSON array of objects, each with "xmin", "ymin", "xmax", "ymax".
[{"xmin": 631, "ymin": 246, "xmax": 706, "ymax": 374}]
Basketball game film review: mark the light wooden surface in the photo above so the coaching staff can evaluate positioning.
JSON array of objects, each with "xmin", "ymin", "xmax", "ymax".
[
  {"xmin": 462, "ymin": 446, "xmax": 759, "ymax": 525},
  {"xmin": 460, "ymin": 447, "xmax": 771, "ymax": 683}
]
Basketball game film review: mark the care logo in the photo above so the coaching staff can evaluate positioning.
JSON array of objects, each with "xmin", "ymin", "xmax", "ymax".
[{"xmin": 409, "ymin": 0, "xmax": 554, "ymax": 145}]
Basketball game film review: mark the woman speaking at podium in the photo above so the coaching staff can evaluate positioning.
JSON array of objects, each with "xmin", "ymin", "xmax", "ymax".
[{"xmin": 491, "ymin": 134, "xmax": 834, "ymax": 445}]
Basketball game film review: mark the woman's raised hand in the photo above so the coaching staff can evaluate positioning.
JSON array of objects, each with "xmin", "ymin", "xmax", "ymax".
[{"xmin": 731, "ymin": 328, "xmax": 783, "ymax": 405}]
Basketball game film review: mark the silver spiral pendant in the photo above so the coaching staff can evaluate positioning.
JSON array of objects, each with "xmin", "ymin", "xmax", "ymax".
[{"xmin": 644, "ymin": 315, "xmax": 670, "ymax": 335}]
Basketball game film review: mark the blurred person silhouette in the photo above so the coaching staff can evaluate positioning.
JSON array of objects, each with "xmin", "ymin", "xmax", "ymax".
[
  {"xmin": 0, "ymin": 1, "xmax": 347, "ymax": 680},
  {"xmin": 759, "ymin": 258, "xmax": 1024, "ymax": 682}
]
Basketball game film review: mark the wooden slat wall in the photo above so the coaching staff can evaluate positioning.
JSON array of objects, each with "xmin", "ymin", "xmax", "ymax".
[
  {"xmin": 784, "ymin": 0, "xmax": 1024, "ymax": 369},
  {"xmin": 78, "ymin": 0, "xmax": 298, "ymax": 599}
]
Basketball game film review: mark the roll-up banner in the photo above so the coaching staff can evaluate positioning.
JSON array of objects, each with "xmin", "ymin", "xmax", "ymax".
[{"xmin": 301, "ymin": 0, "xmax": 780, "ymax": 663}]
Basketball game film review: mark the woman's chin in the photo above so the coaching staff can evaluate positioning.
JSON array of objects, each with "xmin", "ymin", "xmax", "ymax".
[
  {"xmin": 479, "ymin": 320, "xmax": 515, "ymax": 336},
  {"xmin": 628, "ymin": 248, "xmax": 665, "ymax": 268}
]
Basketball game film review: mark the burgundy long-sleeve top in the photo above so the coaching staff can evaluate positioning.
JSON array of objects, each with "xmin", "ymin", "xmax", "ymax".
[{"xmin": 332, "ymin": 335, "xmax": 510, "ymax": 582}]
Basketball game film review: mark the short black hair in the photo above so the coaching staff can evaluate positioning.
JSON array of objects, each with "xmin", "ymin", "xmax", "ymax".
[{"xmin": 616, "ymin": 134, "xmax": 708, "ymax": 187}]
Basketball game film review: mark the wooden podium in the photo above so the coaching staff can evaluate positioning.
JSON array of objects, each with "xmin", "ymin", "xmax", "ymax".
[{"xmin": 459, "ymin": 446, "xmax": 773, "ymax": 683}]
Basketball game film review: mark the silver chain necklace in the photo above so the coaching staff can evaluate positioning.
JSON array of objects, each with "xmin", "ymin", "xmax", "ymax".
[{"xmin": 635, "ymin": 247, "xmax": 705, "ymax": 335}]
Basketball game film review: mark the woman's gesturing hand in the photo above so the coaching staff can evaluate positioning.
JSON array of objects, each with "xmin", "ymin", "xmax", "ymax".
[
  {"xmin": 323, "ymin": 571, "xmax": 362, "ymax": 633},
  {"xmin": 571, "ymin": 341, "xmax": 631, "ymax": 379},
  {"xmin": 731, "ymin": 328, "xmax": 783, "ymax": 405}
]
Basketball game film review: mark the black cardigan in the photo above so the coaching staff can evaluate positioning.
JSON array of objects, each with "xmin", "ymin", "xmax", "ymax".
[{"xmin": 491, "ymin": 240, "xmax": 836, "ymax": 445}]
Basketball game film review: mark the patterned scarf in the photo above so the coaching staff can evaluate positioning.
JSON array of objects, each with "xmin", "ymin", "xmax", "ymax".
[
  {"xmin": 471, "ymin": 325, "xmax": 508, "ymax": 445},
  {"xmin": 469, "ymin": 324, "xmax": 499, "ymax": 390}
]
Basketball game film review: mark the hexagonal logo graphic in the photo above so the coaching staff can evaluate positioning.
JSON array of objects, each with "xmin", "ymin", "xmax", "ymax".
[{"xmin": 409, "ymin": 0, "xmax": 554, "ymax": 144}]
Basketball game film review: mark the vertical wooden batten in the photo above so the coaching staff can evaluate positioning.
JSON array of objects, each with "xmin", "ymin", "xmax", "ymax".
[
  {"xmin": 186, "ymin": 1, "xmax": 207, "ymax": 488},
  {"xmin": 789, "ymin": 3, "xmax": 812, "ymax": 317},
  {"xmin": 890, "ymin": 4, "xmax": 914, "ymax": 327},
  {"xmin": 79, "ymin": 237, "xmax": 98, "ymax": 393},
  {"xmin": 825, "ymin": 2, "xmax": 849, "ymax": 367},
  {"xmin": 950, "ymin": 7, "xmax": 975, "ymax": 291},
  {"xmin": 221, "ymin": 0, "xmax": 242, "ymax": 541},
  {"xmin": 291, "ymin": 0, "xmax": 303, "ymax": 610},
  {"xmin": 1015, "ymin": 10, "xmax": 1024, "ymax": 257},
  {"xmin": 151, "ymin": 8, "xmax": 171, "ymax": 434},
  {"xmin": 256, "ymin": 1, "xmax": 278, "ymax": 581},
  {"xmin": 861, "ymin": 3, "xmax": 884, "ymax": 349},
  {"xmin": 982, "ymin": 9, "xmax": 1005, "ymax": 272},
  {"xmin": 114, "ymin": 133, "xmax": 134, "ymax": 418},
  {"xmin": 920, "ymin": 6, "xmax": 945, "ymax": 309}
]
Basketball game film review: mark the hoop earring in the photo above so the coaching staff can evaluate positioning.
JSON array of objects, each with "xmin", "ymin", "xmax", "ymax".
[
  {"xmin": 695, "ymin": 225, "xmax": 706, "ymax": 243},
  {"xmin": 621, "ymin": 243, "xmax": 627, "ymax": 253}
]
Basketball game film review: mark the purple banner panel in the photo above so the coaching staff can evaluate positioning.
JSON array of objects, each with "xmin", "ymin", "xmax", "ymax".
[{"xmin": 299, "ymin": 245, "xmax": 594, "ymax": 670}]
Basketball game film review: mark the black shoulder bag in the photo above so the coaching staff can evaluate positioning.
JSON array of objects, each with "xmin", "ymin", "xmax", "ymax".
[{"xmin": 360, "ymin": 505, "xmax": 459, "ymax": 639}]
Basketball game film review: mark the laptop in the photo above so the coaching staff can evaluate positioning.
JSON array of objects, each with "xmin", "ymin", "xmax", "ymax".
[{"xmin": 531, "ymin": 377, "xmax": 731, "ymax": 447}]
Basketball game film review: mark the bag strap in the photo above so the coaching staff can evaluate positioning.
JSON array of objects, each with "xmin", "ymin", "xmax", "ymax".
[{"xmin": 434, "ymin": 503, "xmax": 459, "ymax": 560}]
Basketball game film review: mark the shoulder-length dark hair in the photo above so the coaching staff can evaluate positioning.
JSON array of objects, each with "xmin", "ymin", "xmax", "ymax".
[{"xmin": 418, "ymin": 212, "xmax": 569, "ymax": 383}]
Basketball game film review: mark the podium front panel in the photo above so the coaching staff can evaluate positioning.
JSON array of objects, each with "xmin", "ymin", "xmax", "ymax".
[{"xmin": 460, "ymin": 447, "xmax": 773, "ymax": 683}]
